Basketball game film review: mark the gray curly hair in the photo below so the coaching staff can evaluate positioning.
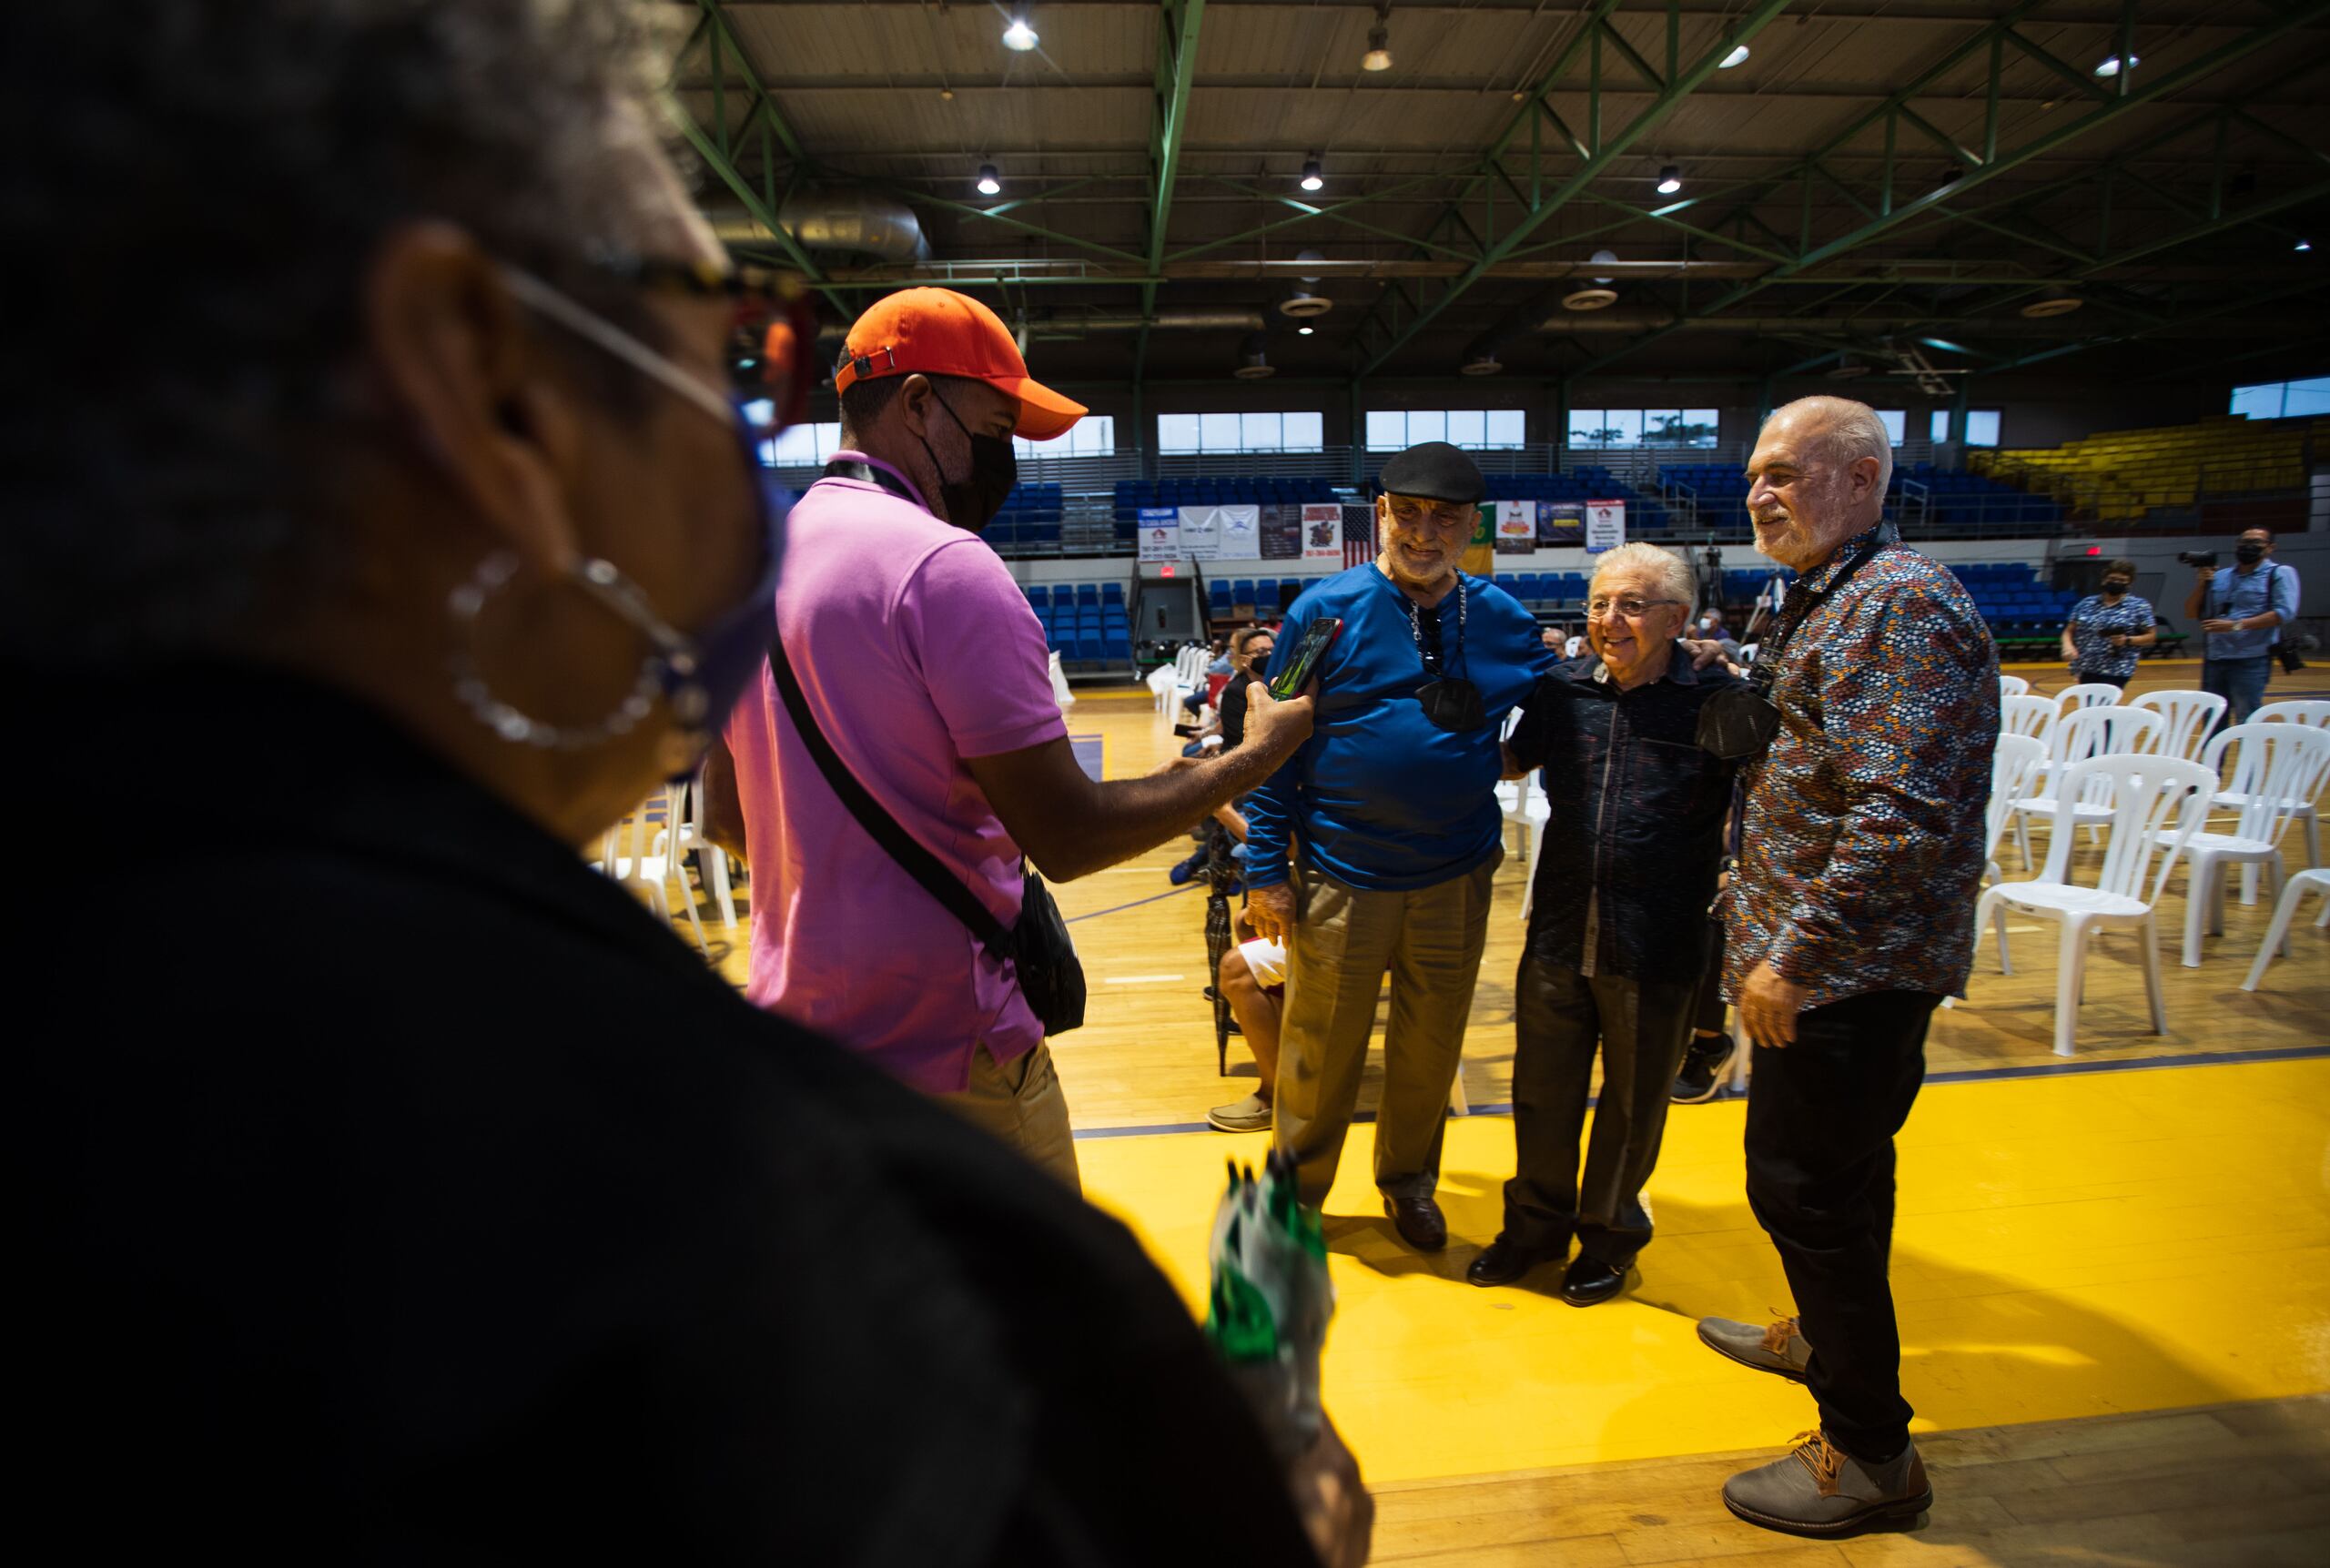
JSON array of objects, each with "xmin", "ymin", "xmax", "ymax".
[{"xmin": 3, "ymin": 0, "xmax": 682, "ymax": 663}]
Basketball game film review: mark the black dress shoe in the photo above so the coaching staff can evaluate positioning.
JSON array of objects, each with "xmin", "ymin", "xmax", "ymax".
[
  {"xmin": 1465, "ymin": 1236, "xmax": 1562, "ymax": 1288},
  {"xmin": 1383, "ymin": 1193, "xmax": 1446, "ymax": 1252},
  {"xmin": 1561, "ymin": 1255, "xmax": 1632, "ymax": 1307}
]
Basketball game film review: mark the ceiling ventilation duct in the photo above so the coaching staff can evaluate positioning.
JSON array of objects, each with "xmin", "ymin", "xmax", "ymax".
[
  {"xmin": 1825, "ymin": 358, "xmax": 1872, "ymax": 379},
  {"xmin": 1280, "ymin": 249, "xmax": 1333, "ymax": 318},
  {"xmin": 1563, "ymin": 248, "xmax": 1620, "ymax": 310},
  {"xmin": 1233, "ymin": 333, "xmax": 1277, "ymax": 379},
  {"xmin": 2021, "ymin": 289, "xmax": 2083, "ymax": 319},
  {"xmin": 1063, "ymin": 309, "xmax": 1268, "ymax": 332},
  {"xmin": 773, "ymin": 188, "xmax": 930, "ymax": 263},
  {"xmin": 1461, "ymin": 349, "xmax": 1504, "ymax": 376}
]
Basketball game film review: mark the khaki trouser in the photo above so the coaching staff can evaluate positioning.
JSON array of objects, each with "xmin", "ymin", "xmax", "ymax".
[
  {"xmin": 1272, "ymin": 851, "xmax": 1501, "ymax": 1207},
  {"xmin": 942, "ymin": 1040, "xmax": 1082, "ymax": 1193}
]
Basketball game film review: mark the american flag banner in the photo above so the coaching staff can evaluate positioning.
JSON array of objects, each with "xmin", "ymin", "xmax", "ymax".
[{"xmin": 1342, "ymin": 503, "xmax": 1377, "ymax": 569}]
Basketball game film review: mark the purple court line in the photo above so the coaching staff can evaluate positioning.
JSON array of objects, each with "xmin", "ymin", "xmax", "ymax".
[
  {"xmin": 1065, "ymin": 881, "xmax": 1204, "ymax": 925},
  {"xmin": 1069, "ymin": 1040, "xmax": 2330, "ymax": 1140}
]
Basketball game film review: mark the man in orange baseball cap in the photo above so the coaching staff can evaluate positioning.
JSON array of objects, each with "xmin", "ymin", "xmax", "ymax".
[{"xmin": 710, "ymin": 288, "xmax": 1316, "ymax": 1193}]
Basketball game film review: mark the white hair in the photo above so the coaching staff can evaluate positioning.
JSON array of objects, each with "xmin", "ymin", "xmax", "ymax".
[
  {"xmin": 1589, "ymin": 541, "xmax": 1695, "ymax": 608},
  {"xmin": 1765, "ymin": 395, "xmax": 1894, "ymax": 494}
]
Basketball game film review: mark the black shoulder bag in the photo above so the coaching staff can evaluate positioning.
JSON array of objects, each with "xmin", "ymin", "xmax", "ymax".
[
  {"xmin": 768, "ymin": 632, "xmax": 1086, "ymax": 1037},
  {"xmin": 2274, "ymin": 564, "xmax": 2305, "ymax": 674}
]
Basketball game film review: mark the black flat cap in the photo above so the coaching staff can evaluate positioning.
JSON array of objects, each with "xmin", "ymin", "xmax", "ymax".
[{"xmin": 1379, "ymin": 440, "xmax": 1484, "ymax": 505}]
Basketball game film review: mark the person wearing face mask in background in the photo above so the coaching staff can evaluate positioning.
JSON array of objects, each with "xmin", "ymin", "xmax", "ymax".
[
  {"xmin": 12, "ymin": 6, "xmax": 1374, "ymax": 1563},
  {"xmin": 2183, "ymin": 528, "xmax": 2301, "ymax": 729},
  {"xmin": 712, "ymin": 288, "xmax": 1317, "ymax": 1190},
  {"xmin": 2060, "ymin": 558, "xmax": 2155, "ymax": 690},
  {"xmin": 1695, "ymin": 605, "xmax": 1743, "ymax": 661}
]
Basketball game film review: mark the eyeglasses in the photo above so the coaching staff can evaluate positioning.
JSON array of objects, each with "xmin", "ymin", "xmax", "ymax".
[
  {"xmin": 1385, "ymin": 501, "xmax": 1475, "ymax": 531},
  {"xmin": 1585, "ymin": 596, "xmax": 1684, "ymax": 620},
  {"xmin": 582, "ymin": 245, "xmax": 806, "ymax": 313}
]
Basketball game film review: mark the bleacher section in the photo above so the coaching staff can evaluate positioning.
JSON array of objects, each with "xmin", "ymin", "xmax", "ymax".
[
  {"xmin": 1020, "ymin": 581, "xmax": 1131, "ymax": 668},
  {"xmin": 1207, "ymin": 576, "xmax": 1313, "ymax": 624},
  {"xmin": 1980, "ymin": 413, "xmax": 2328, "ymax": 523},
  {"xmin": 1658, "ymin": 461, "xmax": 2061, "ymax": 529},
  {"xmin": 986, "ymin": 482, "xmax": 1065, "ymax": 552}
]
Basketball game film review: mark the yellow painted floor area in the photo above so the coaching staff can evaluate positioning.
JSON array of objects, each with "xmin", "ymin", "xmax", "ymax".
[{"xmin": 1080, "ymin": 1057, "xmax": 2330, "ymax": 1486}]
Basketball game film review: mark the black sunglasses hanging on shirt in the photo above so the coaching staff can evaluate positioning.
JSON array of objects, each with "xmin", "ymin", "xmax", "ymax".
[{"xmin": 1408, "ymin": 581, "xmax": 1488, "ymax": 732}]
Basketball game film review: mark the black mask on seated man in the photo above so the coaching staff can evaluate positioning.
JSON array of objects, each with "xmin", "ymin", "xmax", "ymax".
[{"xmin": 2235, "ymin": 541, "xmax": 2267, "ymax": 565}]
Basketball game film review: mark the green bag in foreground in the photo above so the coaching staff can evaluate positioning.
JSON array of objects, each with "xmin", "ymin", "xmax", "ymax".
[{"xmin": 1204, "ymin": 1150, "xmax": 1334, "ymax": 1462}]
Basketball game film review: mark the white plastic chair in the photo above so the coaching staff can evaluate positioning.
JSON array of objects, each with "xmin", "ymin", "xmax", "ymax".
[
  {"xmin": 2054, "ymin": 682, "xmax": 2124, "ymax": 722},
  {"xmin": 658, "ymin": 775, "xmax": 739, "ymax": 936},
  {"xmin": 2167, "ymin": 723, "xmax": 2330, "ymax": 965},
  {"xmin": 2126, "ymin": 689, "xmax": 2226, "ymax": 764},
  {"xmin": 2011, "ymin": 705, "xmax": 2164, "ymax": 868},
  {"xmin": 1975, "ymin": 754, "xmax": 2213, "ymax": 1057},
  {"xmin": 600, "ymin": 785, "xmax": 710, "ymax": 953},
  {"xmin": 2242, "ymin": 867, "xmax": 2330, "ymax": 991},
  {"xmin": 1983, "ymin": 733, "xmax": 2050, "ymax": 886},
  {"xmin": 2254, "ymin": 699, "xmax": 2330, "ymax": 730},
  {"xmin": 2000, "ymin": 693, "xmax": 2056, "ymax": 745},
  {"xmin": 1999, "ymin": 673, "xmax": 2030, "ymax": 698}
]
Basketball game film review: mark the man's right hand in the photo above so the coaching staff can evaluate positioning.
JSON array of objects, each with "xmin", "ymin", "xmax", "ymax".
[
  {"xmin": 1241, "ymin": 677, "xmax": 1318, "ymax": 760},
  {"xmin": 1248, "ymin": 881, "xmax": 1297, "ymax": 945}
]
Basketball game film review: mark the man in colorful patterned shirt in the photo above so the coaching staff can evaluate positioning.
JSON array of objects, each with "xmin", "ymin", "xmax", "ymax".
[
  {"xmin": 1696, "ymin": 398, "xmax": 1998, "ymax": 1539},
  {"xmin": 2058, "ymin": 558, "xmax": 2155, "ymax": 689}
]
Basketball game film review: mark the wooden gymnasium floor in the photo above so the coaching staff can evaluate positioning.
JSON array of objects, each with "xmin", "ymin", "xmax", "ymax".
[{"xmin": 681, "ymin": 657, "xmax": 2330, "ymax": 1564}]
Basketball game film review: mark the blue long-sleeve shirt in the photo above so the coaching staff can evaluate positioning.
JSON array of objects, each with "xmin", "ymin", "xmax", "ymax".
[{"xmin": 1245, "ymin": 564, "xmax": 1551, "ymax": 893}]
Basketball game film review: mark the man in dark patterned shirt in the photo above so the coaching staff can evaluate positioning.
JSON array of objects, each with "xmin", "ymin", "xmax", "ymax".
[{"xmin": 1696, "ymin": 398, "xmax": 1999, "ymax": 1539}]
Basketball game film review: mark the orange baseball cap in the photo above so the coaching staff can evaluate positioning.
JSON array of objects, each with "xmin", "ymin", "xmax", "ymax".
[{"xmin": 832, "ymin": 287, "xmax": 1087, "ymax": 441}]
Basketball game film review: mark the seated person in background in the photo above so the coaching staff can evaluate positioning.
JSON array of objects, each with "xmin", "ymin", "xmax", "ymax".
[
  {"xmin": 1540, "ymin": 626, "xmax": 1564, "ymax": 653},
  {"xmin": 1469, "ymin": 542, "xmax": 1744, "ymax": 1304},
  {"xmin": 1696, "ymin": 606, "xmax": 1744, "ymax": 660},
  {"xmin": 1564, "ymin": 626, "xmax": 1587, "ymax": 659},
  {"xmin": 2060, "ymin": 558, "xmax": 2153, "ymax": 690},
  {"xmin": 1209, "ymin": 906, "xmax": 1287, "ymax": 1134}
]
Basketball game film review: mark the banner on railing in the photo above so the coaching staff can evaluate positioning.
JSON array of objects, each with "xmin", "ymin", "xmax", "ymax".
[
  {"xmin": 1176, "ymin": 503, "xmax": 1262, "ymax": 561},
  {"xmin": 1138, "ymin": 506, "xmax": 1180, "ymax": 563},
  {"xmin": 1301, "ymin": 504, "xmax": 1343, "ymax": 562},
  {"xmin": 1539, "ymin": 501, "xmax": 1584, "ymax": 545},
  {"xmin": 1494, "ymin": 501, "xmax": 1535, "ymax": 554},
  {"xmin": 1585, "ymin": 500, "xmax": 1627, "ymax": 553},
  {"xmin": 1261, "ymin": 504, "xmax": 1302, "ymax": 561}
]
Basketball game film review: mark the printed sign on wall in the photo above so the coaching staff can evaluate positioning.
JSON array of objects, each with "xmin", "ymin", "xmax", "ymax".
[
  {"xmin": 1585, "ymin": 499, "xmax": 1627, "ymax": 554},
  {"xmin": 1538, "ymin": 501, "xmax": 1584, "ymax": 545},
  {"xmin": 1301, "ymin": 503, "xmax": 1344, "ymax": 562},
  {"xmin": 1494, "ymin": 501, "xmax": 1536, "ymax": 554},
  {"xmin": 1138, "ymin": 506, "xmax": 1180, "ymax": 563}
]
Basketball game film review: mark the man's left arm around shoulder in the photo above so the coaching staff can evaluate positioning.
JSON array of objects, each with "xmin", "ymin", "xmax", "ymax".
[{"xmin": 1764, "ymin": 582, "xmax": 1997, "ymax": 990}]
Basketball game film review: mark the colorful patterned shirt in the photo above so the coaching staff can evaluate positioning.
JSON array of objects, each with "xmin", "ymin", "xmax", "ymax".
[
  {"xmin": 1723, "ymin": 524, "xmax": 2001, "ymax": 1008},
  {"xmin": 2066, "ymin": 592, "xmax": 2154, "ymax": 681}
]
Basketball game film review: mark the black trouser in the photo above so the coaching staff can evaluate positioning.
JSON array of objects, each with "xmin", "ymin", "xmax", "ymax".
[
  {"xmin": 1503, "ymin": 952, "xmax": 1700, "ymax": 1266},
  {"xmin": 1744, "ymin": 988, "xmax": 1938, "ymax": 1465},
  {"xmin": 2072, "ymin": 670, "xmax": 2130, "ymax": 690}
]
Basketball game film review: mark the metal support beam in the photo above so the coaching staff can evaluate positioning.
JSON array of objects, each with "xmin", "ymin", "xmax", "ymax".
[
  {"xmin": 1571, "ymin": 2, "xmax": 2330, "ymax": 376},
  {"xmin": 1136, "ymin": 0, "xmax": 1206, "ymax": 380},
  {"xmin": 1172, "ymin": 174, "xmax": 1466, "ymax": 264},
  {"xmin": 1357, "ymin": 0, "xmax": 1795, "ymax": 375}
]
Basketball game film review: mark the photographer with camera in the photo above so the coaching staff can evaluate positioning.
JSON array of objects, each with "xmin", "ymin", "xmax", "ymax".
[{"xmin": 2182, "ymin": 530, "xmax": 2301, "ymax": 729}]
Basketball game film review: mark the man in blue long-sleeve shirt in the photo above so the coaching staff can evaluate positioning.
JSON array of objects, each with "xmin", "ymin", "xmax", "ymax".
[{"xmin": 1246, "ymin": 442, "xmax": 1552, "ymax": 1245}]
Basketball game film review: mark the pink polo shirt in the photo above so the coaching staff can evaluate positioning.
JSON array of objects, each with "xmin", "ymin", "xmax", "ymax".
[{"xmin": 724, "ymin": 456, "xmax": 1067, "ymax": 1092}]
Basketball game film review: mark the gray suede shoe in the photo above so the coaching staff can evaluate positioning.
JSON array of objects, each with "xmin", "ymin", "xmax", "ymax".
[
  {"xmin": 1723, "ymin": 1431, "xmax": 1931, "ymax": 1538},
  {"xmin": 1697, "ymin": 1314, "xmax": 1812, "ymax": 1382}
]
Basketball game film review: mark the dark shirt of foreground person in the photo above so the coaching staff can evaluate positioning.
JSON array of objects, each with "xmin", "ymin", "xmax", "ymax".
[{"xmin": 15, "ymin": 669, "xmax": 1320, "ymax": 1564}]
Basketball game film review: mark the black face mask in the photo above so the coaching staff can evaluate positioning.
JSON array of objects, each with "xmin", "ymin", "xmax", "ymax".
[
  {"xmin": 2235, "ymin": 542, "xmax": 2267, "ymax": 565},
  {"xmin": 2102, "ymin": 580, "xmax": 2132, "ymax": 595},
  {"xmin": 920, "ymin": 388, "xmax": 1018, "ymax": 533}
]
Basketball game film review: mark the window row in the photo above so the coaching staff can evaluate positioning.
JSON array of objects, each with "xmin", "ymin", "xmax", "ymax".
[
  {"xmin": 2230, "ymin": 377, "xmax": 2330, "ymax": 421},
  {"xmin": 1564, "ymin": 409, "xmax": 1720, "ymax": 449}
]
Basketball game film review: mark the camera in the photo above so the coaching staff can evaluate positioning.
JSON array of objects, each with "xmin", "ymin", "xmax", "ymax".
[{"xmin": 2176, "ymin": 551, "xmax": 2218, "ymax": 569}]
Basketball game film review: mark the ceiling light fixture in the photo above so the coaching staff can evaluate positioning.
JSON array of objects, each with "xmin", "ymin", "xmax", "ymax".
[
  {"xmin": 2093, "ymin": 54, "xmax": 2136, "ymax": 78},
  {"xmin": 976, "ymin": 163, "xmax": 1001, "ymax": 197},
  {"xmin": 1656, "ymin": 165, "xmax": 1683, "ymax": 196},
  {"xmin": 1298, "ymin": 324, "xmax": 1316, "ymax": 336},
  {"xmin": 1301, "ymin": 156, "xmax": 1324, "ymax": 193},
  {"xmin": 1718, "ymin": 44, "xmax": 1750, "ymax": 69},
  {"xmin": 2021, "ymin": 289, "xmax": 2083, "ymax": 319},
  {"xmin": 1003, "ymin": 16, "xmax": 1038, "ymax": 53},
  {"xmin": 2298, "ymin": 239, "xmax": 2314, "ymax": 252},
  {"xmin": 1363, "ymin": 4, "xmax": 1393, "ymax": 71}
]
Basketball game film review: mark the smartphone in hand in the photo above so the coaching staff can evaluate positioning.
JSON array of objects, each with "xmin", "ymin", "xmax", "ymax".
[{"xmin": 1270, "ymin": 617, "xmax": 1343, "ymax": 700}]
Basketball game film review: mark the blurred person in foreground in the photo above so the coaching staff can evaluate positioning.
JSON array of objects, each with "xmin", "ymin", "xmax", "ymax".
[
  {"xmin": 2059, "ymin": 557, "xmax": 2154, "ymax": 690},
  {"xmin": 4, "ymin": 5, "xmax": 1365, "ymax": 1563},
  {"xmin": 1245, "ymin": 442, "xmax": 1552, "ymax": 1247},
  {"xmin": 710, "ymin": 288, "xmax": 1312, "ymax": 1192},
  {"xmin": 1698, "ymin": 398, "xmax": 1996, "ymax": 1538},
  {"xmin": 1467, "ymin": 543, "xmax": 1741, "ymax": 1304}
]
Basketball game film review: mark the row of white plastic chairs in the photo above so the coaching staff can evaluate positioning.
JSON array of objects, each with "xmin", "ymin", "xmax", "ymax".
[
  {"xmin": 598, "ymin": 776, "xmax": 742, "ymax": 958},
  {"xmin": 1977, "ymin": 687, "xmax": 2330, "ymax": 1054}
]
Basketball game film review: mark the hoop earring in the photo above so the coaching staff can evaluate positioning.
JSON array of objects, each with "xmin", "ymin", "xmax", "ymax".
[{"xmin": 446, "ymin": 551, "xmax": 687, "ymax": 750}]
